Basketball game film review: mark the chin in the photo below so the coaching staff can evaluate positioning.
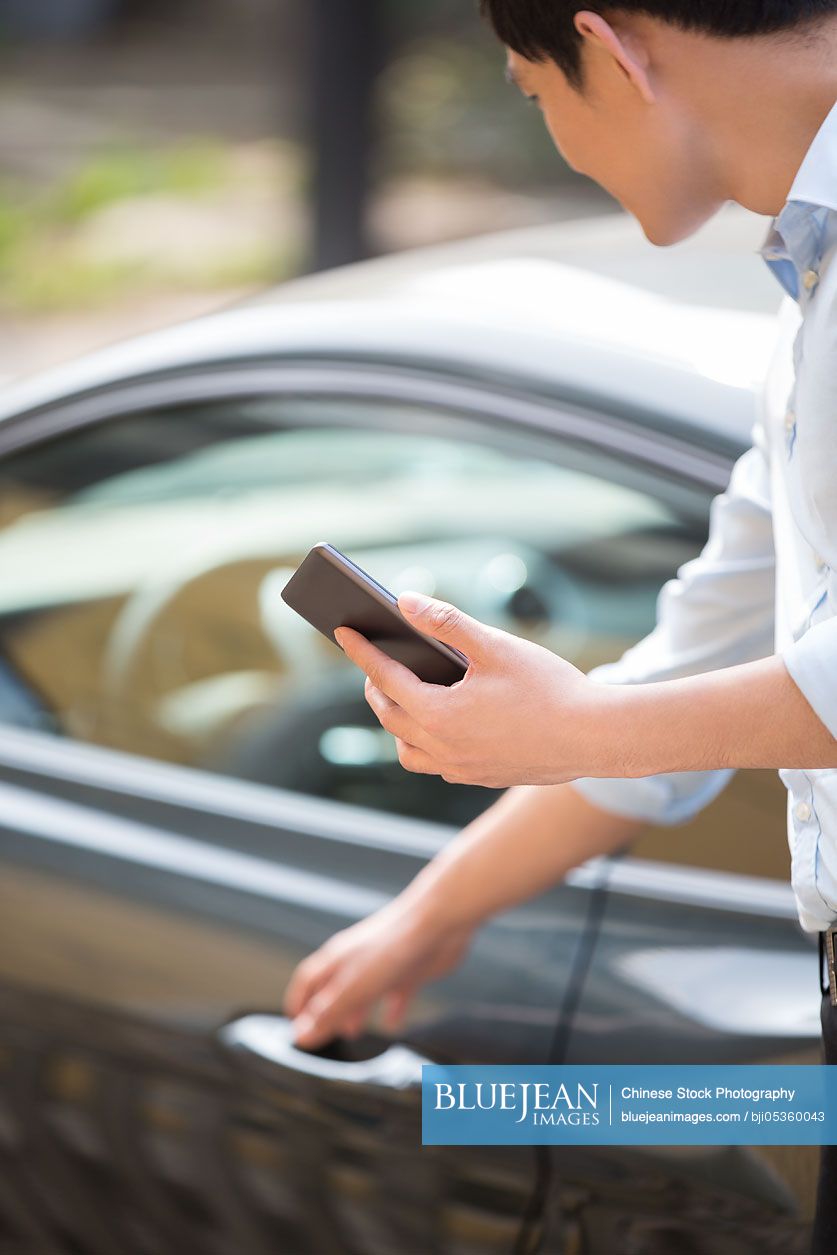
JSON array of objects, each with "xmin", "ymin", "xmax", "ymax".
[
  {"xmin": 637, "ymin": 218, "xmax": 689, "ymax": 247},
  {"xmin": 635, "ymin": 202, "xmax": 723, "ymax": 248}
]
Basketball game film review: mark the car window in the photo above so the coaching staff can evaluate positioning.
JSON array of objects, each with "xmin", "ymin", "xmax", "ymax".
[{"xmin": 0, "ymin": 392, "xmax": 785, "ymax": 876}]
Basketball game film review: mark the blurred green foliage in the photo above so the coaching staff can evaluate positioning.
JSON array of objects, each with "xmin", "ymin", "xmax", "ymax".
[
  {"xmin": 0, "ymin": 141, "xmax": 293, "ymax": 312},
  {"xmin": 53, "ymin": 143, "xmax": 224, "ymax": 223}
]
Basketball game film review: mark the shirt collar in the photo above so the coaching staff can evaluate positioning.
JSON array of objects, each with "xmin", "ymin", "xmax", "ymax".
[
  {"xmin": 759, "ymin": 96, "xmax": 837, "ymax": 300},
  {"xmin": 785, "ymin": 96, "xmax": 837, "ymax": 212}
]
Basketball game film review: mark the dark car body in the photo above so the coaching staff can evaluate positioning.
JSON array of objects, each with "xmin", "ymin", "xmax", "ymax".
[{"xmin": 0, "ymin": 211, "xmax": 820, "ymax": 1254}]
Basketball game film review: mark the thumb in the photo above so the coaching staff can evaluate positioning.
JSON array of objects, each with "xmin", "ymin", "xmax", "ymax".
[{"xmin": 396, "ymin": 591, "xmax": 490, "ymax": 661}]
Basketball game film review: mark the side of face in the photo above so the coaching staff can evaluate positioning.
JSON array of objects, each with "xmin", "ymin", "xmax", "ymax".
[{"xmin": 506, "ymin": 13, "xmax": 726, "ymax": 246}]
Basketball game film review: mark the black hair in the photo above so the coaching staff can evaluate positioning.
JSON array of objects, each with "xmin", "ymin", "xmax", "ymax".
[{"xmin": 480, "ymin": 1, "xmax": 837, "ymax": 89}]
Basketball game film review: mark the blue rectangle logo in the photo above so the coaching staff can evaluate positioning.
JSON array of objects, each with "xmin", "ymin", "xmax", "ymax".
[{"xmin": 422, "ymin": 1065, "xmax": 837, "ymax": 1145}]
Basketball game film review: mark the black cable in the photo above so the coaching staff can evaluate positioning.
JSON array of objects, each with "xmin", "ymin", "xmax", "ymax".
[{"xmin": 510, "ymin": 848, "xmax": 627, "ymax": 1255}]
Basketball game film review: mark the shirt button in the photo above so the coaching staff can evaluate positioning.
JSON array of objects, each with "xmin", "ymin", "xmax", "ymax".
[
  {"xmin": 785, "ymin": 409, "xmax": 796, "ymax": 431},
  {"xmin": 795, "ymin": 801, "xmax": 812, "ymax": 823},
  {"xmin": 803, "ymin": 268, "xmax": 819, "ymax": 291},
  {"xmin": 815, "ymin": 553, "xmax": 828, "ymax": 571}
]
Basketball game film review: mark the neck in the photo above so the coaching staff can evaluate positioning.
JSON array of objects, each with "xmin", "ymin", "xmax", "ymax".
[{"xmin": 719, "ymin": 76, "xmax": 837, "ymax": 215}]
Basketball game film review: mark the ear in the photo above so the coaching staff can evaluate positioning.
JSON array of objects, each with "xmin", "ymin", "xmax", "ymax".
[{"xmin": 573, "ymin": 10, "xmax": 656, "ymax": 105}]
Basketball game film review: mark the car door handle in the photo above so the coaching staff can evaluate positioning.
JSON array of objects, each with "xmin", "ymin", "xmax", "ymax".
[{"xmin": 218, "ymin": 1014, "xmax": 431, "ymax": 1090}]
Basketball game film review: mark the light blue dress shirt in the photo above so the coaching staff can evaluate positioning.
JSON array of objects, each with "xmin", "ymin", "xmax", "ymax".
[{"xmin": 572, "ymin": 97, "xmax": 837, "ymax": 934}]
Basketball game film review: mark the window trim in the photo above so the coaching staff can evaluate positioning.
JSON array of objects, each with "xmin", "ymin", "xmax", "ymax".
[{"xmin": 0, "ymin": 358, "xmax": 736, "ymax": 492}]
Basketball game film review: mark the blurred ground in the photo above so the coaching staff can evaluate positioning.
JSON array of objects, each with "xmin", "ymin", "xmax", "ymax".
[{"xmin": 0, "ymin": 0, "xmax": 618, "ymax": 382}]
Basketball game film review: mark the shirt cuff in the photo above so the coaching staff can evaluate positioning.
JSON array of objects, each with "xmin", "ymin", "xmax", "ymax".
[
  {"xmin": 783, "ymin": 618, "xmax": 837, "ymax": 740},
  {"xmin": 570, "ymin": 768, "xmax": 735, "ymax": 827}
]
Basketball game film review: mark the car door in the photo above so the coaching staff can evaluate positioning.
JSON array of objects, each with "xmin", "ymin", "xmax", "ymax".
[{"xmin": 0, "ymin": 361, "xmax": 725, "ymax": 1255}]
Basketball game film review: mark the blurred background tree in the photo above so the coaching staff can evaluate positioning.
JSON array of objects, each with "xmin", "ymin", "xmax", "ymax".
[{"xmin": 0, "ymin": 0, "xmax": 616, "ymax": 376}]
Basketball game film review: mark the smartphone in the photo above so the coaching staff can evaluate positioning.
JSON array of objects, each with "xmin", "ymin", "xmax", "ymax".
[{"xmin": 280, "ymin": 542, "xmax": 469, "ymax": 685}]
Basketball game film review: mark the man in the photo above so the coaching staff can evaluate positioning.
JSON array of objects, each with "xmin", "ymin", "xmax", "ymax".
[{"xmin": 284, "ymin": 4, "xmax": 837, "ymax": 1247}]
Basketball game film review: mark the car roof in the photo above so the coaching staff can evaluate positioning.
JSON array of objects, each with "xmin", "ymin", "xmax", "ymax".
[{"xmin": 0, "ymin": 208, "xmax": 784, "ymax": 451}]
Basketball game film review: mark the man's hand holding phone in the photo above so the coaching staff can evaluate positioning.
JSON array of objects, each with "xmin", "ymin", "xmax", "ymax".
[
  {"xmin": 280, "ymin": 542, "xmax": 614, "ymax": 787},
  {"xmin": 336, "ymin": 589, "xmax": 611, "ymax": 789}
]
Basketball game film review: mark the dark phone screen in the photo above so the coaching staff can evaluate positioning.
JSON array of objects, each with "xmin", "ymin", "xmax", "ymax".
[{"xmin": 281, "ymin": 544, "xmax": 468, "ymax": 686}]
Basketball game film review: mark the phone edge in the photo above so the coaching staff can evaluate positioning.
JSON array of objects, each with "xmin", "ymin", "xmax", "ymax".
[{"xmin": 312, "ymin": 542, "xmax": 469, "ymax": 676}]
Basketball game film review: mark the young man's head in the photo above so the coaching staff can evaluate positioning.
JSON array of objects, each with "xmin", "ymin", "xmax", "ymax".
[{"xmin": 481, "ymin": 2, "xmax": 837, "ymax": 244}]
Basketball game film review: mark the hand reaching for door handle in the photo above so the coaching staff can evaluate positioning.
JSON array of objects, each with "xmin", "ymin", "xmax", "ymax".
[{"xmin": 283, "ymin": 896, "xmax": 475, "ymax": 1050}]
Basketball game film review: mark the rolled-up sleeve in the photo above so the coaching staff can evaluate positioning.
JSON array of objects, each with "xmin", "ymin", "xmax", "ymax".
[
  {"xmin": 783, "ymin": 617, "xmax": 837, "ymax": 741},
  {"xmin": 571, "ymin": 415, "xmax": 776, "ymax": 825}
]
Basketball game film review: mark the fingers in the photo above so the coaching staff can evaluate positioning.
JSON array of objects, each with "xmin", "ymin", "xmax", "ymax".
[
  {"xmin": 362, "ymin": 679, "xmax": 453, "ymax": 776},
  {"xmin": 288, "ymin": 965, "xmax": 349, "ymax": 1048},
  {"xmin": 290, "ymin": 970, "xmax": 375, "ymax": 1050},
  {"xmin": 396, "ymin": 590, "xmax": 488, "ymax": 662},
  {"xmin": 290, "ymin": 987, "xmax": 338, "ymax": 1049},
  {"xmin": 284, "ymin": 931, "xmax": 422, "ymax": 1049},
  {"xmin": 342, "ymin": 1004, "xmax": 373, "ymax": 1038},
  {"xmin": 287, "ymin": 936, "xmax": 379, "ymax": 1048},
  {"xmin": 282, "ymin": 946, "xmax": 339, "ymax": 1020},
  {"xmin": 394, "ymin": 736, "xmax": 439, "ymax": 774},
  {"xmin": 363, "ymin": 676, "xmax": 439, "ymax": 755},
  {"xmin": 292, "ymin": 984, "xmax": 416, "ymax": 1049},
  {"xmin": 382, "ymin": 985, "xmax": 416, "ymax": 1033},
  {"xmin": 334, "ymin": 625, "xmax": 445, "ymax": 722}
]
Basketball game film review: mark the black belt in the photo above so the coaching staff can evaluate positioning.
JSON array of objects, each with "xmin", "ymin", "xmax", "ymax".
[{"xmin": 819, "ymin": 926, "xmax": 837, "ymax": 1005}]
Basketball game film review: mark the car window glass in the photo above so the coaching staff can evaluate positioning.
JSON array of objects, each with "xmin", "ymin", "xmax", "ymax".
[{"xmin": 0, "ymin": 393, "xmax": 783, "ymax": 878}]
